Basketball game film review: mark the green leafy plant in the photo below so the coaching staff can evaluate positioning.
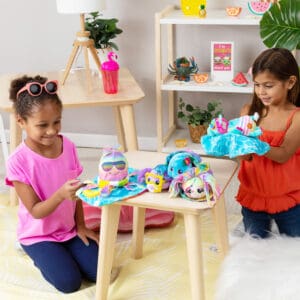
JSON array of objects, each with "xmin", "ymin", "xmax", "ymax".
[
  {"xmin": 177, "ymin": 97, "xmax": 222, "ymax": 127},
  {"xmin": 85, "ymin": 12, "xmax": 123, "ymax": 50},
  {"xmin": 260, "ymin": 0, "xmax": 300, "ymax": 50}
]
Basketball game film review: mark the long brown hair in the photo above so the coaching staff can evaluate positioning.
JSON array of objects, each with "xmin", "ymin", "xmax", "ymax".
[{"xmin": 248, "ymin": 48, "xmax": 300, "ymax": 119}]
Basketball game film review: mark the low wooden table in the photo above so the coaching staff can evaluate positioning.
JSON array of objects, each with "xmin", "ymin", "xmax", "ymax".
[
  {"xmin": 0, "ymin": 68, "xmax": 145, "ymax": 205},
  {"xmin": 95, "ymin": 151, "xmax": 238, "ymax": 300}
]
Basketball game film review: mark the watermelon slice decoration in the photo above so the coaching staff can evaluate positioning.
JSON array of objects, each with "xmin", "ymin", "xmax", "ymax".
[
  {"xmin": 247, "ymin": 1, "xmax": 272, "ymax": 16},
  {"xmin": 232, "ymin": 72, "xmax": 249, "ymax": 87}
]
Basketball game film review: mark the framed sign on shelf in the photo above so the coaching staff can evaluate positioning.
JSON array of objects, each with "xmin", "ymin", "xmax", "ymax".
[{"xmin": 211, "ymin": 41, "xmax": 234, "ymax": 82}]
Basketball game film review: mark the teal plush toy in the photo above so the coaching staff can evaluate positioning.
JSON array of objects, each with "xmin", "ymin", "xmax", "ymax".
[
  {"xmin": 166, "ymin": 150, "xmax": 202, "ymax": 179},
  {"xmin": 201, "ymin": 113, "xmax": 270, "ymax": 158}
]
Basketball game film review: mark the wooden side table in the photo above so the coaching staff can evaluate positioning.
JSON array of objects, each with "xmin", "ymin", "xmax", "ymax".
[
  {"xmin": 0, "ymin": 68, "xmax": 145, "ymax": 205},
  {"xmin": 95, "ymin": 151, "xmax": 238, "ymax": 300}
]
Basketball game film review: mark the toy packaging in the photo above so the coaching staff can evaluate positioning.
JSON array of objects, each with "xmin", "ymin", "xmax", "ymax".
[{"xmin": 201, "ymin": 113, "xmax": 270, "ymax": 158}]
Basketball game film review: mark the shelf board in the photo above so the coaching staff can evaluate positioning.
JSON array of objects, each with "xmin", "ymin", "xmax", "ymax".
[
  {"xmin": 161, "ymin": 74, "xmax": 253, "ymax": 94},
  {"xmin": 162, "ymin": 128, "xmax": 207, "ymax": 154},
  {"xmin": 160, "ymin": 8, "xmax": 260, "ymax": 26}
]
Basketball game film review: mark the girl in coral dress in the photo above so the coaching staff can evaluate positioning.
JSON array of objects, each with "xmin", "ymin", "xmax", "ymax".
[{"xmin": 236, "ymin": 48, "xmax": 300, "ymax": 238}]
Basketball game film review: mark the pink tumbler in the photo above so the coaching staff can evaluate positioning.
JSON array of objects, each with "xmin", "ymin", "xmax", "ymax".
[{"xmin": 101, "ymin": 52, "xmax": 119, "ymax": 94}]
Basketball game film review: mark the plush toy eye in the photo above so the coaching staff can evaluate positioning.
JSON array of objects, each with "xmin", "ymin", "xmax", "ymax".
[
  {"xmin": 197, "ymin": 188, "xmax": 203, "ymax": 193},
  {"xmin": 178, "ymin": 169, "xmax": 183, "ymax": 174},
  {"xmin": 155, "ymin": 179, "xmax": 160, "ymax": 185},
  {"xmin": 170, "ymin": 167, "xmax": 173, "ymax": 172},
  {"xmin": 147, "ymin": 177, "xmax": 151, "ymax": 183},
  {"xmin": 186, "ymin": 188, "xmax": 191, "ymax": 194}
]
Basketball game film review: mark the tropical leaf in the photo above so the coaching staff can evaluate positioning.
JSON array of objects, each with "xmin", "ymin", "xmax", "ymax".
[{"xmin": 260, "ymin": 0, "xmax": 300, "ymax": 50}]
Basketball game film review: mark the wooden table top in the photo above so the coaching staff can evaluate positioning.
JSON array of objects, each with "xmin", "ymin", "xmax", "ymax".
[
  {"xmin": 116, "ymin": 151, "xmax": 238, "ymax": 215},
  {"xmin": 0, "ymin": 68, "xmax": 145, "ymax": 112}
]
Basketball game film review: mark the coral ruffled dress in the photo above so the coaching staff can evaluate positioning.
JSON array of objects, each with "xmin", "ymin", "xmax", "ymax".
[{"xmin": 236, "ymin": 108, "xmax": 300, "ymax": 213}]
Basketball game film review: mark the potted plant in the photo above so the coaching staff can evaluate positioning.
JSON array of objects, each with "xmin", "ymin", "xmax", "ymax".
[
  {"xmin": 85, "ymin": 12, "xmax": 123, "ymax": 50},
  {"xmin": 85, "ymin": 12, "xmax": 123, "ymax": 69},
  {"xmin": 177, "ymin": 97, "xmax": 222, "ymax": 143},
  {"xmin": 259, "ymin": 0, "xmax": 300, "ymax": 52}
]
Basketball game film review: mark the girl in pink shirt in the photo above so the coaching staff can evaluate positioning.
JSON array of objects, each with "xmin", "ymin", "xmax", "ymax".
[{"xmin": 5, "ymin": 75, "xmax": 99, "ymax": 293}]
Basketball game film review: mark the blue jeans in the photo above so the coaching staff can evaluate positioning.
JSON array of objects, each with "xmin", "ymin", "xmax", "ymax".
[
  {"xmin": 21, "ymin": 236, "xmax": 98, "ymax": 293},
  {"xmin": 242, "ymin": 204, "xmax": 300, "ymax": 238}
]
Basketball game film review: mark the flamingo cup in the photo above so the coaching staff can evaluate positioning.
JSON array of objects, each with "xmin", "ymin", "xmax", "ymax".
[{"xmin": 101, "ymin": 52, "xmax": 119, "ymax": 94}]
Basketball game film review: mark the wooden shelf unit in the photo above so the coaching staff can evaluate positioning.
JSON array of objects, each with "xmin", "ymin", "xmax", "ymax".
[{"xmin": 155, "ymin": 5, "xmax": 260, "ymax": 152}]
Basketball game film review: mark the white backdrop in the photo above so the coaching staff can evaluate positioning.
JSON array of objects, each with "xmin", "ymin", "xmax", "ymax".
[{"xmin": 0, "ymin": 0, "xmax": 268, "ymax": 148}]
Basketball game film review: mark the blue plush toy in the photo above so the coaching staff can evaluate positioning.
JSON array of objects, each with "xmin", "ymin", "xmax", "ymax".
[
  {"xmin": 201, "ymin": 113, "xmax": 270, "ymax": 158},
  {"xmin": 166, "ymin": 150, "xmax": 202, "ymax": 179}
]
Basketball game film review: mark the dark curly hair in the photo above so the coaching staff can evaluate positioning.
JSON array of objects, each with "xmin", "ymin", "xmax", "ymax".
[
  {"xmin": 9, "ymin": 75, "xmax": 62, "ymax": 120},
  {"xmin": 248, "ymin": 48, "xmax": 300, "ymax": 121}
]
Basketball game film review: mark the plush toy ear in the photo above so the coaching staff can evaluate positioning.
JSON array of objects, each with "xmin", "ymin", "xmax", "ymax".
[
  {"xmin": 202, "ymin": 173, "xmax": 220, "ymax": 204},
  {"xmin": 188, "ymin": 152, "xmax": 202, "ymax": 167},
  {"xmin": 137, "ymin": 168, "xmax": 152, "ymax": 183},
  {"xmin": 166, "ymin": 150, "xmax": 186, "ymax": 165},
  {"xmin": 169, "ymin": 175, "xmax": 184, "ymax": 198},
  {"xmin": 196, "ymin": 162, "xmax": 210, "ymax": 173}
]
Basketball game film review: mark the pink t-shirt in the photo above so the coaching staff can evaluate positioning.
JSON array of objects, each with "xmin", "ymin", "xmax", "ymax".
[{"xmin": 5, "ymin": 135, "xmax": 83, "ymax": 245}]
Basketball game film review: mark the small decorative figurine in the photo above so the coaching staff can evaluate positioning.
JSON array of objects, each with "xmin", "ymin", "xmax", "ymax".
[
  {"xmin": 199, "ymin": 4, "xmax": 207, "ymax": 18},
  {"xmin": 194, "ymin": 73, "xmax": 209, "ymax": 83},
  {"xmin": 226, "ymin": 7, "xmax": 242, "ymax": 17},
  {"xmin": 168, "ymin": 57, "xmax": 198, "ymax": 82},
  {"xmin": 231, "ymin": 72, "xmax": 249, "ymax": 87},
  {"xmin": 247, "ymin": 1, "xmax": 272, "ymax": 16}
]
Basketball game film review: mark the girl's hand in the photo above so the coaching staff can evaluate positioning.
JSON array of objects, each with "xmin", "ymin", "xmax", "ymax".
[
  {"xmin": 237, "ymin": 154, "xmax": 253, "ymax": 162},
  {"xmin": 77, "ymin": 225, "xmax": 99, "ymax": 245},
  {"xmin": 58, "ymin": 179, "xmax": 84, "ymax": 201}
]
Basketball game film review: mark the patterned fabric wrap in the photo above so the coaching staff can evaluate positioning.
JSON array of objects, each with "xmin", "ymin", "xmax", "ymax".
[
  {"xmin": 76, "ymin": 167, "xmax": 146, "ymax": 206},
  {"xmin": 201, "ymin": 113, "xmax": 270, "ymax": 158}
]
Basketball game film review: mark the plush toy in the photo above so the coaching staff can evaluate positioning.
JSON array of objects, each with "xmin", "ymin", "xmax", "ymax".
[
  {"xmin": 166, "ymin": 150, "xmax": 202, "ymax": 179},
  {"xmin": 169, "ymin": 164, "xmax": 220, "ymax": 206},
  {"xmin": 143, "ymin": 164, "xmax": 172, "ymax": 193},
  {"xmin": 201, "ymin": 113, "xmax": 270, "ymax": 158},
  {"xmin": 138, "ymin": 150, "xmax": 203, "ymax": 193},
  {"xmin": 76, "ymin": 148, "xmax": 146, "ymax": 206}
]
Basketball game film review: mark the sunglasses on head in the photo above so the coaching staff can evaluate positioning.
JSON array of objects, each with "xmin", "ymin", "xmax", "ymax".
[
  {"xmin": 101, "ymin": 161, "xmax": 127, "ymax": 172},
  {"xmin": 17, "ymin": 80, "xmax": 58, "ymax": 98}
]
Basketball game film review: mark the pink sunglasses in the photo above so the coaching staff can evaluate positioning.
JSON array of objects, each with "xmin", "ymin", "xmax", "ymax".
[{"xmin": 17, "ymin": 80, "xmax": 58, "ymax": 98}]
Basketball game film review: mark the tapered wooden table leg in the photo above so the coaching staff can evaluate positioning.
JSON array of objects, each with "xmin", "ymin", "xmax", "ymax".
[
  {"xmin": 95, "ymin": 205, "xmax": 121, "ymax": 300},
  {"xmin": 184, "ymin": 214, "xmax": 205, "ymax": 300}
]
